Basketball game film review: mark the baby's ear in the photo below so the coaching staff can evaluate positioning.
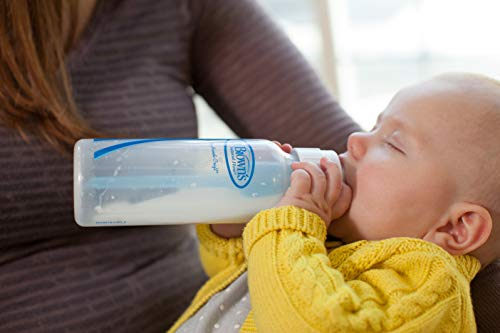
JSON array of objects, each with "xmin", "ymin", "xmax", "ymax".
[{"xmin": 423, "ymin": 202, "xmax": 492, "ymax": 256}]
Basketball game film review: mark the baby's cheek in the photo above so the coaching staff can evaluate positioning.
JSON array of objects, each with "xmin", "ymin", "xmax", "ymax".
[
  {"xmin": 352, "ymin": 165, "xmax": 403, "ymax": 234},
  {"xmin": 357, "ymin": 164, "xmax": 399, "ymax": 201},
  {"xmin": 358, "ymin": 164, "xmax": 432, "ymax": 223}
]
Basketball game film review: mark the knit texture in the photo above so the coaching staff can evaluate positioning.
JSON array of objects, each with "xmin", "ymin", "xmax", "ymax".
[{"xmin": 170, "ymin": 206, "xmax": 481, "ymax": 333}]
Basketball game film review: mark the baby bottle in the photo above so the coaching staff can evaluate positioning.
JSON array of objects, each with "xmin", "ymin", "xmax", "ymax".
[{"xmin": 74, "ymin": 138, "xmax": 342, "ymax": 226}]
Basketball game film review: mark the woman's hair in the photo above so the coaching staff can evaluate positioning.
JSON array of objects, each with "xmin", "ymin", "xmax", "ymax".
[{"xmin": 0, "ymin": 0, "xmax": 103, "ymax": 155}]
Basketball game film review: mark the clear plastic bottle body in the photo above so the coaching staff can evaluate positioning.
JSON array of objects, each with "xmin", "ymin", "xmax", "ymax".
[{"xmin": 74, "ymin": 139, "xmax": 297, "ymax": 226}]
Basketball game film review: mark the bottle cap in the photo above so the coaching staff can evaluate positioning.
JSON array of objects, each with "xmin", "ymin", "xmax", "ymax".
[{"xmin": 291, "ymin": 148, "xmax": 343, "ymax": 178}]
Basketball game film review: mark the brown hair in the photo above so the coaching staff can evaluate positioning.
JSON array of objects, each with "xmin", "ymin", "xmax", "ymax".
[{"xmin": 0, "ymin": 0, "xmax": 103, "ymax": 155}]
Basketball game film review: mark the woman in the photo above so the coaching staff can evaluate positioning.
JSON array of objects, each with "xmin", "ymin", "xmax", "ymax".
[
  {"xmin": 0, "ymin": 0, "xmax": 359, "ymax": 332},
  {"xmin": 1, "ymin": 0, "xmax": 497, "ymax": 332}
]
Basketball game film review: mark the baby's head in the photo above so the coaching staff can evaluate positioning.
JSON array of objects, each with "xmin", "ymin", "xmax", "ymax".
[{"xmin": 330, "ymin": 72, "xmax": 500, "ymax": 266}]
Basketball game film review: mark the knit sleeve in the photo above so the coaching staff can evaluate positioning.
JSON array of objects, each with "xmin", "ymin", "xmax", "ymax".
[
  {"xmin": 189, "ymin": 0, "xmax": 361, "ymax": 153},
  {"xmin": 195, "ymin": 224, "xmax": 245, "ymax": 278},
  {"xmin": 242, "ymin": 206, "xmax": 479, "ymax": 333}
]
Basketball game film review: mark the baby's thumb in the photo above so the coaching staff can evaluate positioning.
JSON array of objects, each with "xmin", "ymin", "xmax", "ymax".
[
  {"xmin": 286, "ymin": 169, "xmax": 311, "ymax": 197},
  {"xmin": 331, "ymin": 183, "xmax": 352, "ymax": 219}
]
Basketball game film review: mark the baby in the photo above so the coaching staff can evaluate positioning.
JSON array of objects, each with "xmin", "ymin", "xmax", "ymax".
[{"xmin": 168, "ymin": 73, "xmax": 500, "ymax": 333}]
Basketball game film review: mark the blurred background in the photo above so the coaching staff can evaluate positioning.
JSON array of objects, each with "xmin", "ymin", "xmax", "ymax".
[{"xmin": 196, "ymin": 0, "xmax": 500, "ymax": 137}]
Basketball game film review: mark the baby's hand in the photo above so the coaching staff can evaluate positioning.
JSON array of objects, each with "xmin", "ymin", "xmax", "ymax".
[
  {"xmin": 275, "ymin": 158, "xmax": 352, "ymax": 229},
  {"xmin": 272, "ymin": 140, "xmax": 293, "ymax": 154}
]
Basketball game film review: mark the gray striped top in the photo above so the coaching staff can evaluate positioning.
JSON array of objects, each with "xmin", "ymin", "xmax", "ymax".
[{"xmin": 1, "ymin": 0, "xmax": 368, "ymax": 332}]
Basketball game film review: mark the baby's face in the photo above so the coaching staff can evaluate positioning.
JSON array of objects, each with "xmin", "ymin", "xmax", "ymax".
[{"xmin": 329, "ymin": 79, "xmax": 478, "ymax": 242}]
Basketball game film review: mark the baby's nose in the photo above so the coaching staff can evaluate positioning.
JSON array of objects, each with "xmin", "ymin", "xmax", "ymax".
[{"xmin": 347, "ymin": 132, "xmax": 368, "ymax": 161}]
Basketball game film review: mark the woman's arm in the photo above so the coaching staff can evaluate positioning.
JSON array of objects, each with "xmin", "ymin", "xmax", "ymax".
[{"xmin": 190, "ymin": 0, "xmax": 362, "ymax": 153}]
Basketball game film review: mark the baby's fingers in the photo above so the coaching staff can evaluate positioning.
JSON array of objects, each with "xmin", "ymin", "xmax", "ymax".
[
  {"xmin": 285, "ymin": 168, "xmax": 311, "ymax": 197},
  {"xmin": 323, "ymin": 158, "xmax": 343, "ymax": 204},
  {"xmin": 331, "ymin": 183, "xmax": 352, "ymax": 219},
  {"xmin": 292, "ymin": 161, "xmax": 327, "ymax": 199},
  {"xmin": 272, "ymin": 140, "xmax": 293, "ymax": 153}
]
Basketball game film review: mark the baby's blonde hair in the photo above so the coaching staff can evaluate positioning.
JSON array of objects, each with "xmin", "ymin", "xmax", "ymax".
[{"xmin": 436, "ymin": 73, "xmax": 500, "ymax": 254}]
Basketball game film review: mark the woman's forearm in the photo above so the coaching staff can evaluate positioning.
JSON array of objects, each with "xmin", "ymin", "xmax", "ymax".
[{"xmin": 210, "ymin": 223, "xmax": 246, "ymax": 238}]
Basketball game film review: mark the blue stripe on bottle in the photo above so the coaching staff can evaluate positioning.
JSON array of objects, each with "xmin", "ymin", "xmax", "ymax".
[{"xmin": 93, "ymin": 138, "xmax": 227, "ymax": 159}]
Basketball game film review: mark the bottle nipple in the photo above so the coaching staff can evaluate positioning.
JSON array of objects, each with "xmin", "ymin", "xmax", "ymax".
[{"xmin": 291, "ymin": 148, "xmax": 343, "ymax": 179}]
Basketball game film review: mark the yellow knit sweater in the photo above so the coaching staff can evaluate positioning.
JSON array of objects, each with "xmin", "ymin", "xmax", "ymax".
[{"xmin": 167, "ymin": 206, "xmax": 480, "ymax": 333}]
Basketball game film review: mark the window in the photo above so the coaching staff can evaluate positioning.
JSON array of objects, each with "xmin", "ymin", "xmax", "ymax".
[{"xmin": 196, "ymin": 0, "xmax": 500, "ymax": 135}]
